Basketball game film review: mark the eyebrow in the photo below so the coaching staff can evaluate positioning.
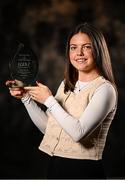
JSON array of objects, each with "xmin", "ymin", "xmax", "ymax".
[{"xmin": 70, "ymin": 43, "xmax": 92, "ymax": 46}]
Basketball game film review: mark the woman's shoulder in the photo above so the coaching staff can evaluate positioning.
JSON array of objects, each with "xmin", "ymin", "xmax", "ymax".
[
  {"xmin": 95, "ymin": 80, "xmax": 117, "ymax": 105},
  {"xmin": 95, "ymin": 76, "xmax": 116, "ymax": 92},
  {"xmin": 96, "ymin": 80, "xmax": 116, "ymax": 93}
]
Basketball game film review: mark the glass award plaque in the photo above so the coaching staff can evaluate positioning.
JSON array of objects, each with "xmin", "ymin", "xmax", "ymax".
[{"xmin": 9, "ymin": 42, "xmax": 38, "ymax": 87}]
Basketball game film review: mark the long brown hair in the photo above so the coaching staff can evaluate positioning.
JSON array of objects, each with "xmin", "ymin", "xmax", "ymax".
[{"xmin": 64, "ymin": 22, "xmax": 116, "ymax": 93}]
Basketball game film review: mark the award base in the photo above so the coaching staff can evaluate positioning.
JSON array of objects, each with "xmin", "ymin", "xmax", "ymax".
[{"xmin": 6, "ymin": 79, "xmax": 24, "ymax": 88}]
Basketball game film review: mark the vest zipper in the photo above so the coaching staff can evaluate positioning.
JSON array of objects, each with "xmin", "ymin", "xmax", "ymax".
[{"xmin": 52, "ymin": 128, "xmax": 63, "ymax": 155}]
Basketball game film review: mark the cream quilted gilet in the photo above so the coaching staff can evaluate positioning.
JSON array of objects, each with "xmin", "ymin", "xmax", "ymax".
[{"xmin": 39, "ymin": 76, "xmax": 115, "ymax": 160}]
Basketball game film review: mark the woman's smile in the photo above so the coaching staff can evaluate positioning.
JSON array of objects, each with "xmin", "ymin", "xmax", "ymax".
[{"xmin": 75, "ymin": 58, "xmax": 87, "ymax": 63}]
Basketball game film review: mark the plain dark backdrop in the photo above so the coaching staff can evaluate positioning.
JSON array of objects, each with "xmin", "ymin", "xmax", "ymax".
[{"xmin": 0, "ymin": 0, "xmax": 125, "ymax": 178}]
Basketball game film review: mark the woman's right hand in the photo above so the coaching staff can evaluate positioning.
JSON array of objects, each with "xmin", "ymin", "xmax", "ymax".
[
  {"xmin": 9, "ymin": 87, "xmax": 26, "ymax": 99},
  {"xmin": 6, "ymin": 80, "xmax": 27, "ymax": 99}
]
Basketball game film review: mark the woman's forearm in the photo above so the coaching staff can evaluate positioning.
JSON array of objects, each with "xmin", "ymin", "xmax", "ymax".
[{"xmin": 21, "ymin": 94, "xmax": 48, "ymax": 134}]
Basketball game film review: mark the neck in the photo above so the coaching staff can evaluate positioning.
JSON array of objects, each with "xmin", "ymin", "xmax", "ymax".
[{"xmin": 78, "ymin": 70, "xmax": 100, "ymax": 82}]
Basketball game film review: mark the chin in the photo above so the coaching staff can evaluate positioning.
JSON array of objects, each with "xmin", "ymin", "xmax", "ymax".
[{"xmin": 78, "ymin": 67, "xmax": 88, "ymax": 71}]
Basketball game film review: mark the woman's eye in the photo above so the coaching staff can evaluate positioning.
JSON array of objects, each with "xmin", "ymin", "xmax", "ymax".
[
  {"xmin": 83, "ymin": 45, "xmax": 92, "ymax": 50},
  {"xmin": 70, "ymin": 46, "xmax": 76, "ymax": 50},
  {"xmin": 84, "ymin": 45, "xmax": 92, "ymax": 49}
]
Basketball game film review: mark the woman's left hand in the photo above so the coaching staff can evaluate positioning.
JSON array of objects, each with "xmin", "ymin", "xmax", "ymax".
[{"xmin": 24, "ymin": 81, "xmax": 52, "ymax": 104}]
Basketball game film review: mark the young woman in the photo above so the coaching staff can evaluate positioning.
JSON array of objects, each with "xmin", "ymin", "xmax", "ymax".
[{"xmin": 7, "ymin": 22, "xmax": 117, "ymax": 179}]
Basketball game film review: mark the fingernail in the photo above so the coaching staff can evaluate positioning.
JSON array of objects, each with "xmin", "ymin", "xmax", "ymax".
[{"xmin": 36, "ymin": 81, "xmax": 40, "ymax": 84}]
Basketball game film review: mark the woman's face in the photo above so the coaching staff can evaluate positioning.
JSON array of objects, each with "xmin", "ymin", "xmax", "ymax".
[{"xmin": 69, "ymin": 32, "xmax": 96, "ymax": 73}]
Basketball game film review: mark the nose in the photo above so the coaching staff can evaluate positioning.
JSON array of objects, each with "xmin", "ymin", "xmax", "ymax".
[{"xmin": 77, "ymin": 47, "xmax": 84, "ymax": 56}]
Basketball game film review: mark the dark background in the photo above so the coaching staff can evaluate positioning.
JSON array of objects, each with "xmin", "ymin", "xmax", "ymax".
[{"xmin": 0, "ymin": 0, "xmax": 125, "ymax": 178}]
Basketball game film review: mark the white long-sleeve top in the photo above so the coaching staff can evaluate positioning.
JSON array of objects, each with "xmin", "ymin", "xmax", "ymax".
[{"xmin": 21, "ymin": 79, "xmax": 117, "ymax": 142}]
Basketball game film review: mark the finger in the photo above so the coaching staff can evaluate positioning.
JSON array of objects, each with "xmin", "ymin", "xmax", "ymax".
[
  {"xmin": 36, "ymin": 81, "xmax": 45, "ymax": 87},
  {"xmin": 10, "ymin": 90, "xmax": 22, "ymax": 96},
  {"xmin": 28, "ymin": 91, "xmax": 36, "ymax": 96},
  {"xmin": 13, "ymin": 95, "xmax": 23, "ymax": 99},
  {"xmin": 24, "ymin": 86, "xmax": 37, "ymax": 90},
  {"xmin": 9, "ymin": 87, "xmax": 22, "ymax": 91},
  {"xmin": 5, "ymin": 80, "xmax": 16, "ymax": 87},
  {"xmin": 6, "ymin": 80, "xmax": 12, "ymax": 85}
]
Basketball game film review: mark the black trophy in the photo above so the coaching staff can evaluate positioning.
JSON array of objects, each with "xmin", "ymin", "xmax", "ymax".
[{"xmin": 9, "ymin": 42, "xmax": 38, "ymax": 87}]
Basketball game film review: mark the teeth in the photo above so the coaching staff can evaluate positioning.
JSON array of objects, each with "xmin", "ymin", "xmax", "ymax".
[
  {"xmin": 77, "ymin": 58, "xmax": 86, "ymax": 60},
  {"xmin": 77, "ymin": 59, "xmax": 86, "ymax": 62}
]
